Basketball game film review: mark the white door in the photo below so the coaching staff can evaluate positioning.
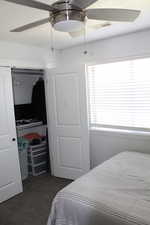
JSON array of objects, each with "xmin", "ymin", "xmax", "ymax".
[
  {"xmin": 46, "ymin": 65, "xmax": 90, "ymax": 180},
  {"xmin": 0, "ymin": 67, "xmax": 22, "ymax": 203}
]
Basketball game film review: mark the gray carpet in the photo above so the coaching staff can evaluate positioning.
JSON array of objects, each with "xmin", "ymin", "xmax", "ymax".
[{"xmin": 0, "ymin": 174, "xmax": 71, "ymax": 225}]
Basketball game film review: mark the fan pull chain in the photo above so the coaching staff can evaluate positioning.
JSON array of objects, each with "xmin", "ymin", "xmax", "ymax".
[
  {"xmin": 50, "ymin": 24, "xmax": 55, "ymax": 54},
  {"xmin": 83, "ymin": 20, "xmax": 88, "ymax": 57},
  {"xmin": 83, "ymin": 20, "xmax": 88, "ymax": 56},
  {"xmin": 49, "ymin": 24, "xmax": 57, "ymax": 68}
]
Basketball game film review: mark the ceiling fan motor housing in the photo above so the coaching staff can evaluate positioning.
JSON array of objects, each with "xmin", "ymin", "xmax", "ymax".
[{"xmin": 50, "ymin": 1, "xmax": 85, "ymax": 32}]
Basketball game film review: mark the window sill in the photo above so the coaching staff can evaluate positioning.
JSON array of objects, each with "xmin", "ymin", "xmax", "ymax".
[{"xmin": 90, "ymin": 126, "xmax": 150, "ymax": 139}]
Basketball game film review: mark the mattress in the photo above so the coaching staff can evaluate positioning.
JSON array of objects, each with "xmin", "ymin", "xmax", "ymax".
[{"xmin": 47, "ymin": 152, "xmax": 150, "ymax": 225}]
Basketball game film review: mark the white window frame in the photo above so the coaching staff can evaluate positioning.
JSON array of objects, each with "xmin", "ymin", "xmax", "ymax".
[{"xmin": 86, "ymin": 56, "xmax": 150, "ymax": 134}]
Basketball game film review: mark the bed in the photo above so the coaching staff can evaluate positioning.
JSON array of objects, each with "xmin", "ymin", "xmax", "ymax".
[{"xmin": 47, "ymin": 152, "xmax": 150, "ymax": 225}]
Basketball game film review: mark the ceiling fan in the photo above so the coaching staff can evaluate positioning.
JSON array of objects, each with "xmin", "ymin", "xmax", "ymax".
[{"xmin": 4, "ymin": 0, "xmax": 141, "ymax": 37}]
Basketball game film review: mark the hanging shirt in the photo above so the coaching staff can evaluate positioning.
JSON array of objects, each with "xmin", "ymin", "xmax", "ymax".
[{"xmin": 32, "ymin": 78, "xmax": 47, "ymax": 124}]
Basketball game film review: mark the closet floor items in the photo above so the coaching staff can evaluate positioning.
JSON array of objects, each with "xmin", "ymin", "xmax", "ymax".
[
  {"xmin": 0, "ymin": 174, "xmax": 71, "ymax": 225},
  {"xmin": 18, "ymin": 137, "xmax": 29, "ymax": 180},
  {"xmin": 28, "ymin": 141, "xmax": 49, "ymax": 176},
  {"xmin": 16, "ymin": 120, "xmax": 43, "ymax": 129}
]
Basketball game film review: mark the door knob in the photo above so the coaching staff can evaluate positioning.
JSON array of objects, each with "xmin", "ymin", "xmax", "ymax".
[{"xmin": 12, "ymin": 138, "xmax": 16, "ymax": 142}]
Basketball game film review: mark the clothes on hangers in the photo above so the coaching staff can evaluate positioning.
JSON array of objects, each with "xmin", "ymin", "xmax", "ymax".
[{"xmin": 32, "ymin": 78, "xmax": 47, "ymax": 124}]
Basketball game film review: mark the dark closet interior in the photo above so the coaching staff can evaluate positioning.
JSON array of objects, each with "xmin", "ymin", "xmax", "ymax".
[{"xmin": 12, "ymin": 68, "xmax": 50, "ymax": 182}]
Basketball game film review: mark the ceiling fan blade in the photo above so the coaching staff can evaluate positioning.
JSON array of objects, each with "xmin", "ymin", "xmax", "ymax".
[
  {"xmin": 86, "ymin": 8, "xmax": 141, "ymax": 22},
  {"xmin": 10, "ymin": 18, "xmax": 49, "ymax": 32},
  {"xmin": 69, "ymin": 22, "xmax": 111, "ymax": 38},
  {"xmin": 89, "ymin": 22, "xmax": 111, "ymax": 30},
  {"xmin": 70, "ymin": 0, "xmax": 98, "ymax": 9},
  {"xmin": 4, "ymin": 0, "xmax": 53, "ymax": 11},
  {"xmin": 69, "ymin": 29, "xmax": 85, "ymax": 37}
]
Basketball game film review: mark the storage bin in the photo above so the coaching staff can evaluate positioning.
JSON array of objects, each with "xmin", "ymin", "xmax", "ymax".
[
  {"xmin": 28, "ymin": 162, "xmax": 48, "ymax": 176},
  {"xmin": 19, "ymin": 149, "xmax": 28, "ymax": 180},
  {"xmin": 28, "ymin": 152, "xmax": 48, "ymax": 164},
  {"xmin": 27, "ymin": 141, "xmax": 48, "ymax": 176},
  {"xmin": 18, "ymin": 137, "xmax": 29, "ymax": 180}
]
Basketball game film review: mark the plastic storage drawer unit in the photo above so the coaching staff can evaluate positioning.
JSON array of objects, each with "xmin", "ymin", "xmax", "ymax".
[{"xmin": 28, "ymin": 142, "xmax": 48, "ymax": 176}]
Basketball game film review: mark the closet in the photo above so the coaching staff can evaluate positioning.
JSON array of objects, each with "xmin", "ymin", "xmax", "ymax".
[{"xmin": 12, "ymin": 68, "xmax": 50, "ymax": 181}]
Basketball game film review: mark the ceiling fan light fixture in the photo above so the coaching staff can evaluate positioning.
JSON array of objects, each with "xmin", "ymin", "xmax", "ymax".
[
  {"xmin": 53, "ymin": 20, "xmax": 84, "ymax": 32},
  {"xmin": 50, "ymin": 2, "xmax": 85, "ymax": 32}
]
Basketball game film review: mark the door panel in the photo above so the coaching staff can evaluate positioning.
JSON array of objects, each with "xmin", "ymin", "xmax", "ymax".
[
  {"xmin": 57, "ymin": 137, "xmax": 82, "ymax": 169},
  {"xmin": 0, "ymin": 67, "xmax": 22, "ymax": 203},
  {"xmin": 55, "ymin": 75, "xmax": 80, "ymax": 126},
  {"xmin": 46, "ymin": 65, "xmax": 90, "ymax": 179}
]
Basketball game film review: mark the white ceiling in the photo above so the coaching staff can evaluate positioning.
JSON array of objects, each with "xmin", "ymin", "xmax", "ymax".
[{"xmin": 0, "ymin": 0, "xmax": 150, "ymax": 49}]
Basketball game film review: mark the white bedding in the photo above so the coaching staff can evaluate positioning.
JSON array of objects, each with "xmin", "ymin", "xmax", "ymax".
[{"xmin": 47, "ymin": 152, "xmax": 150, "ymax": 225}]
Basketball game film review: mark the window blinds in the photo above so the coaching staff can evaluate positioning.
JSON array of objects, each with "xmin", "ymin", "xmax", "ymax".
[{"xmin": 88, "ymin": 58, "xmax": 150, "ymax": 129}]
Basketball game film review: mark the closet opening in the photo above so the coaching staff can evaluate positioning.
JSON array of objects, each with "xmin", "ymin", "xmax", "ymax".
[{"xmin": 12, "ymin": 68, "xmax": 50, "ymax": 187}]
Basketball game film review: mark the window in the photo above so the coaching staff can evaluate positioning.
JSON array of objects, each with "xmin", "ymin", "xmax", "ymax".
[{"xmin": 88, "ymin": 58, "xmax": 150, "ymax": 130}]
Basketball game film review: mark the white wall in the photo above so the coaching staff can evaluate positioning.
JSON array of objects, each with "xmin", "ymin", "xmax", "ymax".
[
  {"xmin": 90, "ymin": 129, "xmax": 150, "ymax": 168},
  {"xmin": 59, "ymin": 28, "xmax": 150, "ymax": 168},
  {"xmin": 0, "ymin": 40, "xmax": 56, "ymax": 69},
  {"xmin": 12, "ymin": 73, "xmax": 42, "ymax": 105},
  {"xmin": 59, "ymin": 28, "xmax": 150, "ymax": 66},
  {"xmin": 0, "ymin": 40, "xmax": 59, "ymax": 105},
  {"xmin": 2, "ymin": 29, "xmax": 150, "ymax": 168}
]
